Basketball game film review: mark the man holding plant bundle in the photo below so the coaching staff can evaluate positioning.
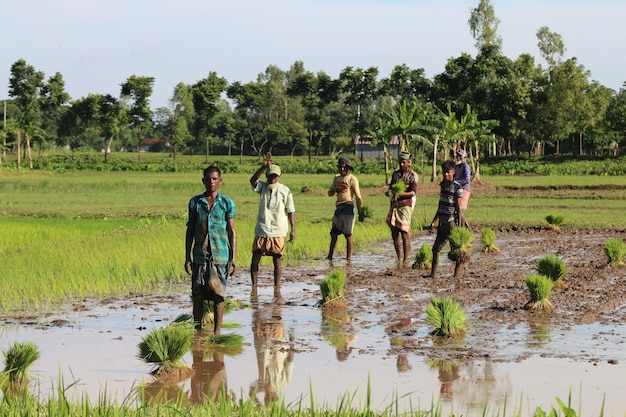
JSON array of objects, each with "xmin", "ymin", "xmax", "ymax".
[
  {"xmin": 326, "ymin": 157, "xmax": 364, "ymax": 262},
  {"xmin": 385, "ymin": 151, "xmax": 419, "ymax": 266},
  {"xmin": 423, "ymin": 160, "xmax": 465, "ymax": 279},
  {"xmin": 249, "ymin": 152, "xmax": 296, "ymax": 291},
  {"xmin": 185, "ymin": 165, "xmax": 236, "ymax": 334}
]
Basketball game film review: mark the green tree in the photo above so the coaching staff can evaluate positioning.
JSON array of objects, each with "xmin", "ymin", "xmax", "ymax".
[
  {"xmin": 120, "ymin": 75, "xmax": 154, "ymax": 161},
  {"xmin": 39, "ymin": 72, "xmax": 70, "ymax": 153},
  {"xmin": 339, "ymin": 66, "xmax": 379, "ymax": 140},
  {"xmin": 8, "ymin": 59, "xmax": 45, "ymax": 170},
  {"xmin": 468, "ymin": 0, "xmax": 502, "ymax": 50}
]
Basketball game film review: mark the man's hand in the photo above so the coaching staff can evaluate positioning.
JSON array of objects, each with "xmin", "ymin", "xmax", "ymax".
[
  {"xmin": 289, "ymin": 230, "xmax": 296, "ymax": 242},
  {"xmin": 228, "ymin": 260, "xmax": 236, "ymax": 276},
  {"xmin": 358, "ymin": 212, "xmax": 365, "ymax": 223},
  {"xmin": 184, "ymin": 260, "xmax": 192, "ymax": 275}
]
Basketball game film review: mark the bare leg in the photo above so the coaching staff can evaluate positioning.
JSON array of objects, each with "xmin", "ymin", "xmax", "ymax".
[
  {"xmin": 250, "ymin": 250, "xmax": 262, "ymax": 286},
  {"xmin": 391, "ymin": 228, "xmax": 402, "ymax": 261},
  {"xmin": 273, "ymin": 255, "xmax": 282, "ymax": 287},
  {"xmin": 401, "ymin": 231, "xmax": 411, "ymax": 264},
  {"xmin": 346, "ymin": 235, "xmax": 353, "ymax": 260},
  {"xmin": 192, "ymin": 295, "xmax": 205, "ymax": 330},
  {"xmin": 327, "ymin": 234, "xmax": 338, "ymax": 260},
  {"xmin": 213, "ymin": 298, "xmax": 224, "ymax": 336}
]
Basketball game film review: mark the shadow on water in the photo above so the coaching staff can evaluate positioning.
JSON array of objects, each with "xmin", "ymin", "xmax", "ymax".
[{"xmin": 2, "ymin": 234, "xmax": 626, "ymax": 415}]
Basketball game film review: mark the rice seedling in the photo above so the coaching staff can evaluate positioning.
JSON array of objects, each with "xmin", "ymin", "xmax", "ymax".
[
  {"xmin": 604, "ymin": 237, "xmax": 626, "ymax": 266},
  {"xmin": 137, "ymin": 321, "xmax": 195, "ymax": 378},
  {"xmin": 360, "ymin": 205, "xmax": 373, "ymax": 219},
  {"xmin": 525, "ymin": 274, "xmax": 554, "ymax": 310},
  {"xmin": 320, "ymin": 269, "xmax": 347, "ymax": 307},
  {"xmin": 545, "ymin": 214, "xmax": 565, "ymax": 231},
  {"xmin": 425, "ymin": 296, "xmax": 467, "ymax": 337},
  {"xmin": 1, "ymin": 341, "xmax": 40, "ymax": 383},
  {"xmin": 447, "ymin": 227, "xmax": 475, "ymax": 279},
  {"xmin": 537, "ymin": 254, "xmax": 568, "ymax": 288},
  {"xmin": 389, "ymin": 181, "xmax": 405, "ymax": 201},
  {"xmin": 411, "ymin": 243, "xmax": 433, "ymax": 269},
  {"xmin": 480, "ymin": 228, "xmax": 501, "ymax": 253}
]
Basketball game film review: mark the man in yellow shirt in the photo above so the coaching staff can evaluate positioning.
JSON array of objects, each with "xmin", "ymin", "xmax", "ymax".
[{"xmin": 326, "ymin": 157, "xmax": 364, "ymax": 261}]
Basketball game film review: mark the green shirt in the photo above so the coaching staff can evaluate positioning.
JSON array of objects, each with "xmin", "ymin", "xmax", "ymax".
[{"xmin": 187, "ymin": 192, "xmax": 235, "ymax": 265}]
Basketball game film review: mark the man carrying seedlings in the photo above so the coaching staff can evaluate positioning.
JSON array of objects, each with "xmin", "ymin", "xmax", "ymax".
[
  {"xmin": 185, "ymin": 165, "xmax": 236, "ymax": 334},
  {"xmin": 249, "ymin": 152, "xmax": 296, "ymax": 290},
  {"xmin": 423, "ymin": 160, "xmax": 465, "ymax": 279},
  {"xmin": 326, "ymin": 157, "xmax": 364, "ymax": 261},
  {"xmin": 385, "ymin": 151, "xmax": 419, "ymax": 265}
]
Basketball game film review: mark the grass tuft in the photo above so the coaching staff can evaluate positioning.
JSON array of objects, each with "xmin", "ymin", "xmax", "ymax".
[
  {"xmin": 320, "ymin": 269, "xmax": 347, "ymax": 306},
  {"xmin": 537, "ymin": 254, "xmax": 568, "ymax": 284},
  {"xmin": 525, "ymin": 274, "xmax": 554, "ymax": 310},
  {"xmin": 545, "ymin": 214, "xmax": 565, "ymax": 231},
  {"xmin": 604, "ymin": 238, "xmax": 626, "ymax": 266},
  {"xmin": 425, "ymin": 296, "xmax": 467, "ymax": 337},
  {"xmin": 137, "ymin": 321, "xmax": 194, "ymax": 374}
]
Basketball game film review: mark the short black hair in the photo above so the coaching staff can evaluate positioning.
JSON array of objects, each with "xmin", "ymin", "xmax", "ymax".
[
  {"xmin": 203, "ymin": 165, "xmax": 221, "ymax": 178},
  {"xmin": 441, "ymin": 160, "xmax": 455, "ymax": 172}
]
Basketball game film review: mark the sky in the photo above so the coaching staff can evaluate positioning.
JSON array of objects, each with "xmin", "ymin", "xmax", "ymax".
[{"xmin": 2, "ymin": 0, "xmax": 625, "ymax": 111}]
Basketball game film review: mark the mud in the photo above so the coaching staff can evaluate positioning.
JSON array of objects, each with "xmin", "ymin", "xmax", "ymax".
[{"xmin": 2, "ymin": 228, "xmax": 626, "ymax": 415}]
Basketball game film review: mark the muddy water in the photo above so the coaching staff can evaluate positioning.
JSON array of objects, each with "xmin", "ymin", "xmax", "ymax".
[{"xmin": 2, "ymin": 234, "xmax": 626, "ymax": 416}]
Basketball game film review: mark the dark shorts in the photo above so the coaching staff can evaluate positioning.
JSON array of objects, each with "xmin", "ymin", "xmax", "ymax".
[
  {"xmin": 433, "ymin": 221, "xmax": 455, "ymax": 253},
  {"xmin": 191, "ymin": 260, "xmax": 228, "ymax": 298},
  {"xmin": 330, "ymin": 204, "xmax": 356, "ymax": 236}
]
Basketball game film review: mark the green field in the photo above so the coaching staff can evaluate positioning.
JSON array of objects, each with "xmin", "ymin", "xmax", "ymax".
[{"xmin": 2, "ymin": 167, "xmax": 625, "ymax": 312}]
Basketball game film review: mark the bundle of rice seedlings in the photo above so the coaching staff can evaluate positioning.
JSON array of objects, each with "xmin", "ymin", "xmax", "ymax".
[
  {"xmin": 137, "ymin": 322, "xmax": 194, "ymax": 376},
  {"xmin": 604, "ymin": 238, "xmax": 626, "ymax": 266},
  {"xmin": 426, "ymin": 296, "xmax": 467, "ymax": 337},
  {"xmin": 545, "ymin": 214, "xmax": 565, "ymax": 231},
  {"xmin": 360, "ymin": 205, "xmax": 373, "ymax": 219},
  {"xmin": 525, "ymin": 274, "xmax": 554, "ymax": 310},
  {"xmin": 389, "ymin": 181, "xmax": 405, "ymax": 201},
  {"xmin": 412, "ymin": 243, "xmax": 433, "ymax": 269},
  {"xmin": 536, "ymin": 254, "xmax": 568, "ymax": 287},
  {"xmin": 320, "ymin": 269, "xmax": 347, "ymax": 307},
  {"xmin": 447, "ymin": 227, "xmax": 474, "ymax": 263},
  {"xmin": 2, "ymin": 341, "xmax": 40, "ymax": 383},
  {"xmin": 480, "ymin": 228, "xmax": 500, "ymax": 253}
]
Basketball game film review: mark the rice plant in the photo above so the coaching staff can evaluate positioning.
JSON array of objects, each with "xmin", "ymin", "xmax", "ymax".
[
  {"xmin": 480, "ymin": 228, "xmax": 501, "ymax": 253},
  {"xmin": 425, "ymin": 296, "xmax": 467, "ymax": 337},
  {"xmin": 389, "ymin": 181, "xmax": 405, "ymax": 201},
  {"xmin": 545, "ymin": 214, "xmax": 565, "ymax": 231},
  {"xmin": 411, "ymin": 243, "xmax": 433, "ymax": 269},
  {"xmin": 320, "ymin": 269, "xmax": 347, "ymax": 306},
  {"xmin": 137, "ymin": 320, "xmax": 195, "ymax": 376},
  {"xmin": 1, "ymin": 341, "xmax": 40, "ymax": 383},
  {"xmin": 537, "ymin": 254, "xmax": 568, "ymax": 287},
  {"xmin": 525, "ymin": 274, "xmax": 554, "ymax": 310},
  {"xmin": 604, "ymin": 237, "xmax": 626, "ymax": 266},
  {"xmin": 448, "ymin": 227, "xmax": 474, "ymax": 264},
  {"xmin": 360, "ymin": 205, "xmax": 373, "ymax": 219}
]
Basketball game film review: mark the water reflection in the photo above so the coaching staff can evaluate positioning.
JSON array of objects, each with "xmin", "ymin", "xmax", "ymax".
[
  {"xmin": 427, "ymin": 359, "xmax": 461, "ymax": 398},
  {"xmin": 526, "ymin": 313, "xmax": 552, "ymax": 349},
  {"xmin": 188, "ymin": 348, "xmax": 233, "ymax": 404},
  {"xmin": 321, "ymin": 307, "xmax": 358, "ymax": 362},
  {"xmin": 250, "ymin": 290, "xmax": 295, "ymax": 405}
]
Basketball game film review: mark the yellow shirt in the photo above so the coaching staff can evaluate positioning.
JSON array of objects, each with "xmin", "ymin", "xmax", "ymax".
[{"xmin": 328, "ymin": 173, "xmax": 363, "ymax": 213}]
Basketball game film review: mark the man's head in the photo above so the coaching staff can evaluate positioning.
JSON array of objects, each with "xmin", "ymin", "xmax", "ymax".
[
  {"xmin": 398, "ymin": 151, "xmax": 412, "ymax": 172},
  {"xmin": 337, "ymin": 157, "xmax": 353, "ymax": 175},
  {"xmin": 455, "ymin": 149, "xmax": 467, "ymax": 164},
  {"xmin": 442, "ymin": 160, "xmax": 456, "ymax": 182},
  {"xmin": 202, "ymin": 165, "xmax": 222, "ymax": 192},
  {"xmin": 265, "ymin": 164, "xmax": 281, "ymax": 185}
]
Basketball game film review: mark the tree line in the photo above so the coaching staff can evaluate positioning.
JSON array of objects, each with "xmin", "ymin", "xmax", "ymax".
[{"xmin": 1, "ymin": 0, "xmax": 625, "ymax": 176}]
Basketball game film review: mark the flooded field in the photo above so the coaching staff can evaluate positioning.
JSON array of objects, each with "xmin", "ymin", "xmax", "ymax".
[{"xmin": 2, "ymin": 229, "xmax": 626, "ymax": 416}]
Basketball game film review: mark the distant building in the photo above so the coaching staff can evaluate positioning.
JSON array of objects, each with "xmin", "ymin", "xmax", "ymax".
[
  {"xmin": 140, "ymin": 138, "xmax": 169, "ymax": 152},
  {"xmin": 354, "ymin": 135, "xmax": 399, "ymax": 159}
]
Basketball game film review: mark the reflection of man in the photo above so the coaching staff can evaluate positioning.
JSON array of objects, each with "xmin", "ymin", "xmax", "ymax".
[
  {"xmin": 250, "ymin": 294, "xmax": 295, "ymax": 405},
  {"xmin": 438, "ymin": 362, "xmax": 461, "ymax": 397},
  {"xmin": 188, "ymin": 348, "xmax": 230, "ymax": 404}
]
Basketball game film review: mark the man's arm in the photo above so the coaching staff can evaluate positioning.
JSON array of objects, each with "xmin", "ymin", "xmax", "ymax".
[
  {"xmin": 288, "ymin": 212, "xmax": 296, "ymax": 241},
  {"xmin": 226, "ymin": 218, "xmax": 236, "ymax": 276},
  {"xmin": 185, "ymin": 225, "xmax": 194, "ymax": 275},
  {"xmin": 250, "ymin": 153, "xmax": 272, "ymax": 187},
  {"xmin": 352, "ymin": 176, "xmax": 364, "ymax": 222}
]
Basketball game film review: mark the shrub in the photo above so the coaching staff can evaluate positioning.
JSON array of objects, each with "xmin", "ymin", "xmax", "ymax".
[
  {"xmin": 425, "ymin": 296, "xmax": 467, "ymax": 337},
  {"xmin": 412, "ymin": 243, "xmax": 433, "ymax": 269},
  {"xmin": 604, "ymin": 238, "xmax": 626, "ymax": 266},
  {"xmin": 480, "ymin": 228, "xmax": 500, "ymax": 253},
  {"xmin": 525, "ymin": 274, "xmax": 554, "ymax": 310}
]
